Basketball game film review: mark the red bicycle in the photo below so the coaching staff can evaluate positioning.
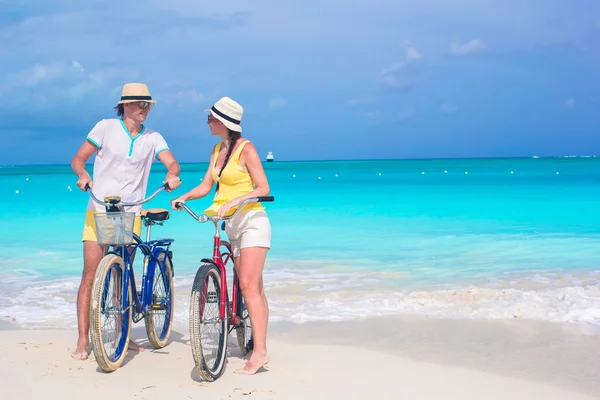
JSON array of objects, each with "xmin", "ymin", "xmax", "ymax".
[{"xmin": 175, "ymin": 196, "xmax": 274, "ymax": 381}]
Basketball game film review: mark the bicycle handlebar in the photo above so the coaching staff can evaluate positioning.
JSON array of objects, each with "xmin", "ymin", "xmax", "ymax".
[
  {"xmin": 175, "ymin": 196, "xmax": 274, "ymax": 223},
  {"xmin": 85, "ymin": 183, "xmax": 170, "ymax": 208}
]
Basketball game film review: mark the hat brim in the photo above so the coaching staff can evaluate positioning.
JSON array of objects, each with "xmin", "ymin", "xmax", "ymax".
[
  {"xmin": 118, "ymin": 99, "xmax": 157, "ymax": 105},
  {"xmin": 206, "ymin": 109, "xmax": 242, "ymax": 133}
]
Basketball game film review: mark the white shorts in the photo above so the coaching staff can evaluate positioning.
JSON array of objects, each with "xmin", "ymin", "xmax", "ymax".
[{"xmin": 224, "ymin": 209, "xmax": 271, "ymax": 257}]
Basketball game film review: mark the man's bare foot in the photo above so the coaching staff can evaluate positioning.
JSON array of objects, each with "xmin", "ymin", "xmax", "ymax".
[
  {"xmin": 128, "ymin": 339, "xmax": 144, "ymax": 352},
  {"xmin": 71, "ymin": 341, "xmax": 89, "ymax": 360},
  {"xmin": 234, "ymin": 353, "xmax": 269, "ymax": 375}
]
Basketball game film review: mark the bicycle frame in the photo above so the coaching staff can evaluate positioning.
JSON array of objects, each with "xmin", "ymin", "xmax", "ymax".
[
  {"xmin": 109, "ymin": 234, "xmax": 173, "ymax": 321},
  {"xmin": 87, "ymin": 183, "xmax": 174, "ymax": 321},
  {"xmin": 199, "ymin": 219, "xmax": 239, "ymax": 326},
  {"xmin": 176, "ymin": 196, "xmax": 274, "ymax": 326}
]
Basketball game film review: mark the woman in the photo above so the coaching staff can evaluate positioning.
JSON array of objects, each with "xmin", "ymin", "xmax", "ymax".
[{"xmin": 171, "ymin": 96, "xmax": 272, "ymax": 375}]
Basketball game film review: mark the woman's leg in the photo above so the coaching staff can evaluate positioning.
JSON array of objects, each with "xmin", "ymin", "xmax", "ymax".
[{"xmin": 234, "ymin": 246, "xmax": 269, "ymax": 374}]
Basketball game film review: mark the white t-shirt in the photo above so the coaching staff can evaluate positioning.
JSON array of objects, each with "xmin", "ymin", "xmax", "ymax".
[{"xmin": 86, "ymin": 118, "xmax": 169, "ymax": 215}]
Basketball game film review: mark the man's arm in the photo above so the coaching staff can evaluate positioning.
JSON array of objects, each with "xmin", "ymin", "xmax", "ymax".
[
  {"xmin": 71, "ymin": 141, "xmax": 98, "ymax": 191},
  {"xmin": 158, "ymin": 150, "xmax": 181, "ymax": 191}
]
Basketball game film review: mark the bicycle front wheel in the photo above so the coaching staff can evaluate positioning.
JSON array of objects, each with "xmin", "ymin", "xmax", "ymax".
[
  {"xmin": 145, "ymin": 251, "xmax": 174, "ymax": 348},
  {"xmin": 189, "ymin": 263, "xmax": 228, "ymax": 381},
  {"xmin": 90, "ymin": 253, "xmax": 132, "ymax": 372}
]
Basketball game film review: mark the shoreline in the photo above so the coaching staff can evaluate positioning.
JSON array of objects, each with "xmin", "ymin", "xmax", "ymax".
[
  {"xmin": 3, "ymin": 266, "xmax": 600, "ymax": 328},
  {"xmin": 1, "ymin": 316, "xmax": 598, "ymax": 399}
]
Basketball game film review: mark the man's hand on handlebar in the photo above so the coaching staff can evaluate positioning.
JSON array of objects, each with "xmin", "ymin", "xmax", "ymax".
[
  {"xmin": 163, "ymin": 174, "xmax": 181, "ymax": 192},
  {"xmin": 77, "ymin": 172, "xmax": 92, "ymax": 192}
]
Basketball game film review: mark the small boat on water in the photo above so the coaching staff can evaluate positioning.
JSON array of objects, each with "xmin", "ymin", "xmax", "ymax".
[{"xmin": 266, "ymin": 152, "xmax": 274, "ymax": 162}]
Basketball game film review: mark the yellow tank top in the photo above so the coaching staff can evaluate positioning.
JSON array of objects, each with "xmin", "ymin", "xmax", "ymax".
[{"xmin": 205, "ymin": 140, "xmax": 265, "ymax": 216}]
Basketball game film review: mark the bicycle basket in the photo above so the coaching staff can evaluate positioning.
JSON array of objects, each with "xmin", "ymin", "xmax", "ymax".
[{"xmin": 94, "ymin": 212, "xmax": 135, "ymax": 245}]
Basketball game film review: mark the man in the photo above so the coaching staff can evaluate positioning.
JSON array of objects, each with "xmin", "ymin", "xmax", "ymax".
[{"xmin": 70, "ymin": 82, "xmax": 181, "ymax": 360}]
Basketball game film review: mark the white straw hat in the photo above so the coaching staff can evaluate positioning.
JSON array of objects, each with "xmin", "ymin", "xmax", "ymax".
[
  {"xmin": 205, "ymin": 96, "xmax": 243, "ymax": 132},
  {"xmin": 117, "ymin": 83, "xmax": 156, "ymax": 104}
]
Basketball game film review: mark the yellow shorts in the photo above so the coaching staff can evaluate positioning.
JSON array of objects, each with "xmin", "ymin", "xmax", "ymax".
[{"xmin": 82, "ymin": 210, "xmax": 143, "ymax": 242}]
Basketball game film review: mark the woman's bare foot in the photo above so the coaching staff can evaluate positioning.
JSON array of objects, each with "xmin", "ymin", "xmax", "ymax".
[
  {"xmin": 128, "ymin": 339, "xmax": 144, "ymax": 352},
  {"xmin": 71, "ymin": 341, "xmax": 89, "ymax": 360},
  {"xmin": 234, "ymin": 353, "xmax": 269, "ymax": 375},
  {"xmin": 230, "ymin": 350, "xmax": 253, "ymax": 364}
]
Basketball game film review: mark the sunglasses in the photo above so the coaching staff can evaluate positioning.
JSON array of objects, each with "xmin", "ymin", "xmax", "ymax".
[
  {"xmin": 207, "ymin": 116, "xmax": 220, "ymax": 123},
  {"xmin": 134, "ymin": 101, "xmax": 153, "ymax": 109}
]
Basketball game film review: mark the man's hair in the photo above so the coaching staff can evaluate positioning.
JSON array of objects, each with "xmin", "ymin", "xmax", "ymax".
[{"xmin": 114, "ymin": 104, "xmax": 124, "ymax": 117}]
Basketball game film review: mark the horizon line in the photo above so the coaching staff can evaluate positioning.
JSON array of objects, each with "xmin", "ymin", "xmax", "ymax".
[{"xmin": 1, "ymin": 154, "xmax": 599, "ymax": 168}]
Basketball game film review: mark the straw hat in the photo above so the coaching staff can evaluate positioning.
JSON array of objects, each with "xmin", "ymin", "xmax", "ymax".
[
  {"xmin": 205, "ymin": 97, "xmax": 243, "ymax": 132},
  {"xmin": 117, "ymin": 83, "xmax": 156, "ymax": 105}
]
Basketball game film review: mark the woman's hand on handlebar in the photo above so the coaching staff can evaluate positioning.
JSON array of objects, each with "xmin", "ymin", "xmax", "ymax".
[
  {"xmin": 171, "ymin": 196, "xmax": 186, "ymax": 211},
  {"xmin": 217, "ymin": 197, "xmax": 243, "ymax": 219}
]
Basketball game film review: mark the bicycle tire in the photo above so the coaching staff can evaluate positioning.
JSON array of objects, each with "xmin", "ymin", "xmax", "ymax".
[
  {"xmin": 90, "ymin": 253, "xmax": 132, "ymax": 372},
  {"xmin": 189, "ymin": 263, "xmax": 228, "ymax": 381},
  {"xmin": 144, "ymin": 251, "xmax": 174, "ymax": 349},
  {"xmin": 235, "ymin": 285, "xmax": 253, "ymax": 356}
]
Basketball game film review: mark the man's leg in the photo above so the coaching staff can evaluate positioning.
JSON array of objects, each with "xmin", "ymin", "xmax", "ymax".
[{"xmin": 71, "ymin": 241, "xmax": 104, "ymax": 360}]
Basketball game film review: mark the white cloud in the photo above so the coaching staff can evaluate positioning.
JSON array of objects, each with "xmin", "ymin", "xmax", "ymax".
[
  {"xmin": 441, "ymin": 104, "xmax": 459, "ymax": 114},
  {"xmin": 565, "ymin": 97, "xmax": 575, "ymax": 108},
  {"xmin": 381, "ymin": 62, "xmax": 416, "ymax": 90},
  {"xmin": 3, "ymin": 61, "xmax": 141, "ymax": 106},
  {"xmin": 401, "ymin": 40, "xmax": 422, "ymax": 62},
  {"xmin": 14, "ymin": 61, "xmax": 87, "ymax": 87},
  {"xmin": 406, "ymin": 46, "xmax": 422, "ymax": 62},
  {"xmin": 268, "ymin": 96, "xmax": 286, "ymax": 109},
  {"xmin": 88, "ymin": 67, "xmax": 138, "ymax": 85},
  {"xmin": 16, "ymin": 63, "xmax": 65, "ymax": 85},
  {"xmin": 71, "ymin": 60, "xmax": 84, "ymax": 73},
  {"xmin": 381, "ymin": 63, "xmax": 416, "ymax": 90},
  {"xmin": 380, "ymin": 42, "xmax": 422, "ymax": 90},
  {"xmin": 448, "ymin": 39, "xmax": 486, "ymax": 56}
]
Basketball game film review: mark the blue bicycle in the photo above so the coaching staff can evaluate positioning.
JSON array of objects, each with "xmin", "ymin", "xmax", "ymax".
[{"xmin": 86, "ymin": 183, "xmax": 175, "ymax": 372}]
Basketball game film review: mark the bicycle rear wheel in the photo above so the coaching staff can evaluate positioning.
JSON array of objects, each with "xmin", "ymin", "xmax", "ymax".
[
  {"xmin": 145, "ymin": 251, "xmax": 174, "ymax": 348},
  {"xmin": 235, "ymin": 285, "xmax": 253, "ymax": 356},
  {"xmin": 189, "ymin": 263, "xmax": 228, "ymax": 381},
  {"xmin": 90, "ymin": 253, "xmax": 132, "ymax": 372}
]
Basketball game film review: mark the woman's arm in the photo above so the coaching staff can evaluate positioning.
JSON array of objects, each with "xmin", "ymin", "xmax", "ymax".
[
  {"xmin": 170, "ymin": 152, "xmax": 215, "ymax": 209},
  {"xmin": 238, "ymin": 142, "xmax": 270, "ymax": 199}
]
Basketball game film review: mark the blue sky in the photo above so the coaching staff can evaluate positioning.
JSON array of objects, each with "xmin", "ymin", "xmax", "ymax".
[{"xmin": 1, "ymin": 1, "xmax": 599, "ymax": 165}]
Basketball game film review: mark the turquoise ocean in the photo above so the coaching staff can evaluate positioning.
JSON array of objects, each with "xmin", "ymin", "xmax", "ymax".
[{"xmin": 1, "ymin": 157, "xmax": 600, "ymax": 328}]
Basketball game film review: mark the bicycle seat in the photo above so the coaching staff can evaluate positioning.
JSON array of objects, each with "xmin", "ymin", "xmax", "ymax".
[{"xmin": 141, "ymin": 208, "xmax": 170, "ymax": 221}]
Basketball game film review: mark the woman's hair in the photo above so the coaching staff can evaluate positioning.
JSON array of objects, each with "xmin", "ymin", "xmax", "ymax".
[
  {"xmin": 114, "ymin": 104, "xmax": 124, "ymax": 117},
  {"xmin": 216, "ymin": 129, "xmax": 242, "ymax": 192}
]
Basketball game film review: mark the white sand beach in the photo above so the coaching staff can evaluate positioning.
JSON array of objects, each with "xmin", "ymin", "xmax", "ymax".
[{"xmin": 1, "ymin": 316, "xmax": 599, "ymax": 400}]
